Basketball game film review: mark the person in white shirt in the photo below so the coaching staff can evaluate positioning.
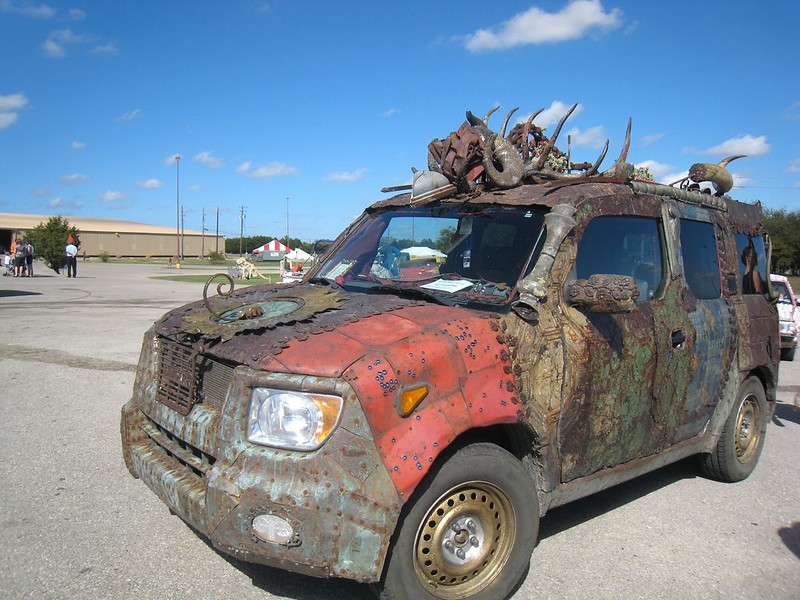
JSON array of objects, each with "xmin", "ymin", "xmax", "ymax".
[{"xmin": 65, "ymin": 240, "xmax": 78, "ymax": 278}]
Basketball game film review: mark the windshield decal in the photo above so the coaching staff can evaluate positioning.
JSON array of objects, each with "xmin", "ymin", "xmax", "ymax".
[{"xmin": 421, "ymin": 279, "xmax": 474, "ymax": 293}]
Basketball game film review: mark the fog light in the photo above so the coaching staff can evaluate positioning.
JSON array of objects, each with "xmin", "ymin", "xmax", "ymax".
[{"xmin": 252, "ymin": 514, "xmax": 294, "ymax": 544}]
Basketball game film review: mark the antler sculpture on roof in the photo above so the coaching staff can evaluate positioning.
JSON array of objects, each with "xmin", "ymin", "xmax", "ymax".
[{"xmin": 426, "ymin": 103, "xmax": 632, "ymax": 192}]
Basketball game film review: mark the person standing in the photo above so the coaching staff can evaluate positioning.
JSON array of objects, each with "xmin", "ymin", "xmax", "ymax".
[
  {"xmin": 13, "ymin": 239, "xmax": 25, "ymax": 277},
  {"xmin": 65, "ymin": 237, "xmax": 78, "ymax": 278},
  {"xmin": 24, "ymin": 240, "xmax": 33, "ymax": 277}
]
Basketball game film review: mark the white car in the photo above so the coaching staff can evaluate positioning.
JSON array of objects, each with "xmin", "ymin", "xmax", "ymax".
[{"xmin": 771, "ymin": 274, "xmax": 799, "ymax": 361}]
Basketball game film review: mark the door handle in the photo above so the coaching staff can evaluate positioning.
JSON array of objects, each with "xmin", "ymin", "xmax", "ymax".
[{"xmin": 671, "ymin": 330, "xmax": 686, "ymax": 347}]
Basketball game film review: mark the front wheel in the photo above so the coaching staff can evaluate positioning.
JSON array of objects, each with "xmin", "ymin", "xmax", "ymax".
[
  {"xmin": 378, "ymin": 443, "xmax": 539, "ymax": 600},
  {"xmin": 701, "ymin": 377, "xmax": 768, "ymax": 482}
]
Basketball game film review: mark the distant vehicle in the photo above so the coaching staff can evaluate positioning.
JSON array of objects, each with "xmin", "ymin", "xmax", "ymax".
[
  {"xmin": 770, "ymin": 274, "xmax": 798, "ymax": 361},
  {"xmin": 121, "ymin": 104, "xmax": 780, "ymax": 600}
]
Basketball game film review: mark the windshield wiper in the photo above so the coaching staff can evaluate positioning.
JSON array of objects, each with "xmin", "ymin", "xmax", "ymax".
[
  {"xmin": 308, "ymin": 276, "xmax": 343, "ymax": 290},
  {"xmin": 374, "ymin": 283, "xmax": 460, "ymax": 306}
]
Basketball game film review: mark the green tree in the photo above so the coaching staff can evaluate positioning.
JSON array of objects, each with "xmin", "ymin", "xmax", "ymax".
[
  {"xmin": 764, "ymin": 208, "xmax": 800, "ymax": 274},
  {"xmin": 27, "ymin": 216, "xmax": 80, "ymax": 274}
]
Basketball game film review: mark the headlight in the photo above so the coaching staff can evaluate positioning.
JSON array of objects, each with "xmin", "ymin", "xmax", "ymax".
[{"xmin": 247, "ymin": 388, "xmax": 343, "ymax": 451}]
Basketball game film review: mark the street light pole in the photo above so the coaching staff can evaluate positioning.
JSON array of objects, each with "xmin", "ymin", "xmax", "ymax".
[{"xmin": 175, "ymin": 155, "xmax": 181, "ymax": 263}]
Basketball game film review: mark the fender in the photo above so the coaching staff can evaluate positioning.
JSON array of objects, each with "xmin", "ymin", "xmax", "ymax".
[{"xmin": 340, "ymin": 306, "xmax": 522, "ymax": 500}]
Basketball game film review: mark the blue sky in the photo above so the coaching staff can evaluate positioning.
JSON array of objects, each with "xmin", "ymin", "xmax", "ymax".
[{"xmin": 2, "ymin": 0, "xmax": 799, "ymax": 243}]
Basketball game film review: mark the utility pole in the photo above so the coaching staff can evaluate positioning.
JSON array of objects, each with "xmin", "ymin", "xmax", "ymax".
[
  {"xmin": 175, "ymin": 155, "xmax": 181, "ymax": 264},
  {"xmin": 215, "ymin": 207, "xmax": 220, "ymax": 254},
  {"xmin": 180, "ymin": 206, "xmax": 185, "ymax": 259},
  {"xmin": 239, "ymin": 205, "xmax": 246, "ymax": 256},
  {"xmin": 201, "ymin": 207, "xmax": 206, "ymax": 259}
]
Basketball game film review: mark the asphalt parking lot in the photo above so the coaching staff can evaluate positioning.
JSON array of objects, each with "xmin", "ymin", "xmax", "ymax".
[{"xmin": 1, "ymin": 261, "xmax": 798, "ymax": 600}]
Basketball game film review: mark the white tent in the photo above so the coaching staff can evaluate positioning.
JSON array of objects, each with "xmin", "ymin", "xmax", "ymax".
[
  {"xmin": 285, "ymin": 248, "xmax": 311, "ymax": 260},
  {"xmin": 402, "ymin": 246, "xmax": 446, "ymax": 259}
]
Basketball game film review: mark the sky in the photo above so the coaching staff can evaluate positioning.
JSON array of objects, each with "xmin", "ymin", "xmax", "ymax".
[{"xmin": 2, "ymin": 0, "xmax": 799, "ymax": 244}]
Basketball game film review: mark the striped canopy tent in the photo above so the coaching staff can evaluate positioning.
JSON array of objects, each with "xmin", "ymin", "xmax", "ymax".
[{"xmin": 251, "ymin": 239, "xmax": 289, "ymax": 254}]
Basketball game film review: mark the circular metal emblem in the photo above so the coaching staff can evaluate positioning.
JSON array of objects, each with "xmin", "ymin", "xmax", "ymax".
[{"xmin": 217, "ymin": 298, "xmax": 304, "ymax": 322}]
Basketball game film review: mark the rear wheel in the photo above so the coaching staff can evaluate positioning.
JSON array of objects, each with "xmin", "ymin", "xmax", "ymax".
[
  {"xmin": 378, "ymin": 443, "xmax": 538, "ymax": 600},
  {"xmin": 782, "ymin": 344, "xmax": 796, "ymax": 361},
  {"xmin": 701, "ymin": 377, "xmax": 768, "ymax": 482}
]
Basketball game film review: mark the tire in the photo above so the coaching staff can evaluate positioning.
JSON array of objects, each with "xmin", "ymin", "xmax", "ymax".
[
  {"xmin": 377, "ymin": 443, "xmax": 539, "ymax": 600},
  {"xmin": 782, "ymin": 344, "xmax": 796, "ymax": 362},
  {"xmin": 701, "ymin": 377, "xmax": 768, "ymax": 482}
]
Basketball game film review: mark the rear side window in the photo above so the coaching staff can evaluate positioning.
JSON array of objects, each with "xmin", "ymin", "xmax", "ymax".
[
  {"xmin": 575, "ymin": 216, "xmax": 664, "ymax": 302},
  {"xmin": 680, "ymin": 219, "xmax": 721, "ymax": 299}
]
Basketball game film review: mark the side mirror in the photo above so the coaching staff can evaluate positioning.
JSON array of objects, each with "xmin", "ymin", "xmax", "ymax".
[
  {"xmin": 567, "ymin": 274, "xmax": 639, "ymax": 313},
  {"xmin": 313, "ymin": 239, "xmax": 334, "ymax": 256}
]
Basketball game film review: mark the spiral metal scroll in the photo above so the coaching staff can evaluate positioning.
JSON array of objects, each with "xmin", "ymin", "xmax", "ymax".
[{"xmin": 203, "ymin": 273, "xmax": 236, "ymax": 321}]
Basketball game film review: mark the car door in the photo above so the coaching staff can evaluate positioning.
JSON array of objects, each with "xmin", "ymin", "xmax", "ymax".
[
  {"xmin": 672, "ymin": 204, "xmax": 735, "ymax": 438},
  {"xmin": 558, "ymin": 205, "xmax": 697, "ymax": 482}
]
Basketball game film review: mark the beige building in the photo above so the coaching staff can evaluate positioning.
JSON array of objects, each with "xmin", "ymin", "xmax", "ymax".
[{"xmin": 0, "ymin": 213, "xmax": 225, "ymax": 259}]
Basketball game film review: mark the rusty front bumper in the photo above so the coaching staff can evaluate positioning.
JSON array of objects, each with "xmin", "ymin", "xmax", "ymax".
[{"xmin": 120, "ymin": 330, "xmax": 402, "ymax": 583}]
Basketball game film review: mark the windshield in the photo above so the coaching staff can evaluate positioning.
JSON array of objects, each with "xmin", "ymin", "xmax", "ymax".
[
  {"xmin": 772, "ymin": 280, "xmax": 793, "ymax": 305},
  {"xmin": 314, "ymin": 204, "xmax": 546, "ymax": 308}
]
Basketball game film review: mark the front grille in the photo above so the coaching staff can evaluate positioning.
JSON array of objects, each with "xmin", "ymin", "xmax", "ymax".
[
  {"xmin": 156, "ymin": 338, "xmax": 235, "ymax": 415},
  {"xmin": 143, "ymin": 415, "xmax": 216, "ymax": 478},
  {"xmin": 156, "ymin": 340, "xmax": 198, "ymax": 415},
  {"xmin": 196, "ymin": 355, "xmax": 234, "ymax": 411}
]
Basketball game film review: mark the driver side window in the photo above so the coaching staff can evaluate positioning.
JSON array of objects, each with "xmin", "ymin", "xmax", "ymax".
[{"xmin": 575, "ymin": 216, "xmax": 665, "ymax": 303}]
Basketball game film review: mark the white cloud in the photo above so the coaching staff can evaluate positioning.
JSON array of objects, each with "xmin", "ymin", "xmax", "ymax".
[
  {"xmin": 116, "ymin": 108, "xmax": 141, "ymax": 121},
  {"xmin": 42, "ymin": 28, "xmax": 87, "ymax": 58},
  {"xmin": 565, "ymin": 125, "xmax": 606, "ymax": 149},
  {"xmin": 135, "ymin": 178, "xmax": 163, "ymax": 189},
  {"xmin": 164, "ymin": 154, "xmax": 182, "ymax": 166},
  {"xmin": 194, "ymin": 151, "xmax": 224, "ymax": 168},
  {"xmin": 635, "ymin": 160, "xmax": 672, "ymax": 179},
  {"xmin": 325, "ymin": 168, "xmax": 367, "ymax": 182},
  {"xmin": 48, "ymin": 197, "xmax": 83, "ymax": 209},
  {"xmin": 91, "ymin": 43, "xmax": 118, "ymax": 55},
  {"xmin": 0, "ymin": 1, "xmax": 56, "ymax": 19},
  {"xmin": 529, "ymin": 101, "xmax": 583, "ymax": 129},
  {"xmin": 247, "ymin": 162, "xmax": 298, "ymax": 178},
  {"xmin": 705, "ymin": 135, "xmax": 770, "ymax": 157},
  {"xmin": 641, "ymin": 132, "xmax": 666, "ymax": 146},
  {"xmin": 68, "ymin": 8, "xmax": 85, "ymax": 20},
  {"xmin": 463, "ymin": 0, "xmax": 622, "ymax": 51},
  {"xmin": 236, "ymin": 161, "xmax": 251, "ymax": 173},
  {"xmin": 0, "ymin": 92, "xmax": 28, "ymax": 111},
  {"xmin": 70, "ymin": 140, "xmax": 86, "ymax": 150},
  {"xmin": 382, "ymin": 108, "xmax": 400, "ymax": 117},
  {"xmin": 0, "ymin": 112, "xmax": 19, "ymax": 128},
  {"xmin": 660, "ymin": 170, "xmax": 689, "ymax": 186},
  {"xmin": 100, "ymin": 190, "xmax": 126, "ymax": 203},
  {"xmin": 59, "ymin": 173, "xmax": 90, "ymax": 183},
  {"xmin": 0, "ymin": 92, "xmax": 28, "ymax": 129},
  {"xmin": 42, "ymin": 37, "xmax": 65, "ymax": 57},
  {"xmin": 787, "ymin": 158, "xmax": 800, "ymax": 173},
  {"xmin": 782, "ymin": 101, "xmax": 800, "ymax": 121}
]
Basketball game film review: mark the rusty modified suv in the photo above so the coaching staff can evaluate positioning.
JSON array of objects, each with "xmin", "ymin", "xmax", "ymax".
[{"xmin": 121, "ymin": 104, "xmax": 779, "ymax": 600}]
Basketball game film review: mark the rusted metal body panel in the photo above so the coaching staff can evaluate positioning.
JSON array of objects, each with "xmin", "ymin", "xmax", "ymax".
[{"xmin": 121, "ymin": 174, "xmax": 779, "ymax": 584}]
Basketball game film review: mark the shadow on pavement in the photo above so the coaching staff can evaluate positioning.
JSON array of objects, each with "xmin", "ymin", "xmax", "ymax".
[
  {"xmin": 0, "ymin": 289, "xmax": 42, "ymax": 298},
  {"xmin": 539, "ymin": 457, "xmax": 698, "ymax": 540},
  {"xmin": 778, "ymin": 521, "xmax": 800, "ymax": 559},
  {"xmin": 773, "ymin": 401, "xmax": 800, "ymax": 426}
]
